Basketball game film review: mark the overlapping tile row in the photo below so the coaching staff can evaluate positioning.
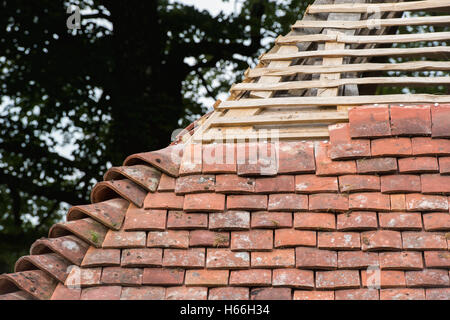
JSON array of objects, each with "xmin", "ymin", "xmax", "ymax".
[{"xmin": 1, "ymin": 104, "xmax": 450, "ymax": 300}]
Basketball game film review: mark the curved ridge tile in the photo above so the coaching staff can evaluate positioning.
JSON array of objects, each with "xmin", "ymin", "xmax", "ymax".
[
  {"xmin": 123, "ymin": 145, "xmax": 183, "ymax": 177},
  {"xmin": 30, "ymin": 235, "xmax": 89, "ymax": 266},
  {"xmin": 0, "ymin": 290, "xmax": 36, "ymax": 300},
  {"xmin": 67, "ymin": 198, "xmax": 128, "ymax": 230},
  {"xmin": 91, "ymin": 179, "xmax": 146, "ymax": 208},
  {"xmin": 0, "ymin": 270, "xmax": 57, "ymax": 300},
  {"xmin": 49, "ymin": 218, "xmax": 108, "ymax": 248},
  {"xmin": 104, "ymin": 165, "xmax": 161, "ymax": 192},
  {"xmin": 15, "ymin": 253, "xmax": 71, "ymax": 283}
]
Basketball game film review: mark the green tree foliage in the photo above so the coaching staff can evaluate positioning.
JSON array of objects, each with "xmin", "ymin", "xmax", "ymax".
[{"xmin": 0, "ymin": 0, "xmax": 313, "ymax": 272}]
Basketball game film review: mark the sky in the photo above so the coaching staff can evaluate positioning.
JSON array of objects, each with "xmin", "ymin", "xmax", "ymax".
[{"xmin": 172, "ymin": 0, "xmax": 243, "ymax": 15}]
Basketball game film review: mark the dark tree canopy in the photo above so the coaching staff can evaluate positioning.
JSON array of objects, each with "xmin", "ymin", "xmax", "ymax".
[{"xmin": 0, "ymin": 0, "xmax": 313, "ymax": 272}]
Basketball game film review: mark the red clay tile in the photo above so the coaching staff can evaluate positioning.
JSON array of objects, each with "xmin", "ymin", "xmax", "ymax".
[
  {"xmin": 309, "ymin": 193, "xmax": 349, "ymax": 212},
  {"xmin": 406, "ymin": 193, "xmax": 449, "ymax": 211},
  {"xmin": 236, "ymin": 142, "xmax": 277, "ymax": 176},
  {"xmin": 101, "ymin": 267, "xmax": 143, "ymax": 286},
  {"xmin": 268, "ymin": 193, "xmax": 308, "ymax": 211},
  {"xmin": 120, "ymin": 287, "xmax": 165, "ymax": 300},
  {"xmin": 294, "ymin": 212, "xmax": 336, "ymax": 231},
  {"xmin": 229, "ymin": 269, "xmax": 271, "ymax": 286},
  {"xmin": 51, "ymin": 283, "xmax": 81, "ymax": 300},
  {"xmin": 349, "ymin": 193, "xmax": 390, "ymax": 211},
  {"xmin": 123, "ymin": 145, "xmax": 182, "ymax": 177},
  {"xmin": 318, "ymin": 232, "xmax": 360, "ymax": 250},
  {"xmin": 208, "ymin": 287, "xmax": 249, "ymax": 300},
  {"xmin": 185, "ymin": 270, "xmax": 229, "ymax": 287},
  {"xmin": 121, "ymin": 248, "xmax": 163, "ymax": 267},
  {"xmin": 254, "ymin": 175, "xmax": 295, "ymax": 193},
  {"xmin": 81, "ymin": 286, "xmax": 122, "ymax": 300},
  {"xmin": 361, "ymin": 270, "xmax": 406, "ymax": 288},
  {"xmin": 295, "ymin": 175, "xmax": 338, "ymax": 193},
  {"xmin": 338, "ymin": 251, "xmax": 379, "ymax": 269},
  {"xmin": 294, "ymin": 290, "xmax": 334, "ymax": 300},
  {"xmin": 202, "ymin": 143, "xmax": 237, "ymax": 174},
  {"xmin": 189, "ymin": 230, "xmax": 229, "ymax": 247},
  {"xmin": 315, "ymin": 142, "xmax": 357, "ymax": 176},
  {"xmin": 184, "ymin": 193, "xmax": 225, "ymax": 212},
  {"xmin": 81, "ymin": 247, "xmax": 121, "ymax": 267},
  {"xmin": 157, "ymin": 174, "xmax": 176, "ymax": 192},
  {"xmin": 423, "ymin": 212, "xmax": 450, "ymax": 231},
  {"xmin": 356, "ymin": 157, "xmax": 398, "ymax": 175},
  {"xmin": 104, "ymin": 165, "xmax": 161, "ymax": 192},
  {"xmin": 371, "ymin": 138, "xmax": 412, "ymax": 157},
  {"xmin": 380, "ymin": 175, "xmax": 421, "ymax": 193},
  {"xmin": 274, "ymin": 229, "xmax": 316, "ymax": 248},
  {"xmin": 209, "ymin": 211, "xmax": 250, "ymax": 230},
  {"xmin": 206, "ymin": 249, "xmax": 250, "ymax": 269},
  {"xmin": 421, "ymin": 174, "xmax": 450, "ymax": 195},
  {"xmin": 163, "ymin": 248, "xmax": 205, "ymax": 268},
  {"xmin": 379, "ymin": 212, "xmax": 422, "ymax": 230},
  {"xmin": 339, "ymin": 175, "xmax": 380, "ymax": 193},
  {"xmin": 402, "ymin": 232, "xmax": 448, "ymax": 250},
  {"xmin": 328, "ymin": 123, "xmax": 371, "ymax": 160},
  {"xmin": 123, "ymin": 207, "xmax": 166, "ymax": 231},
  {"xmin": 277, "ymin": 141, "xmax": 315, "ymax": 174},
  {"xmin": 65, "ymin": 266, "xmax": 101, "ymax": 288},
  {"xmin": 167, "ymin": 211, "xmax": 208, "ymax": 229},
  {"xmin": 144, "ymin": 192, "xmax": 184, "ymax": 210},
  {"xmin": 166, "ymin": 287, "xmax": 208, "ymax": 300},
  {"xmin": 272, "ymin": 269, "xmax": 314, "ymax": 289},
  {"xmin": 411, "ymin": 137, "xmax": 450, "ymax": 156},
  {"xmin": 251, "ymin": 211, "xmax": 292, "ymax": 229},
  {"xmin": 390, "ymin": 194, "xmax": 407, "ymax": 211},
  {"xmin": 349, "ymin": 106, "xmax": 391, "ymax": 138},
  {"xmin": 390, "ymin": 105, "xmax": 431, "ymax": 136},
  {"xmin": 250, "ymin": 287, "xmax": 291, "ymax": 300},
  {"xmin": 49, "ymin": 217, "xmax": 107, "ymax": 248},
  {"xmin": 15, "ymin": 253, "xmax": 70, "ymax": 283},
  {"xmin": 337, "ymin": 211, "xmax": 378, "ymax": 231},
  {"xmin": 0, "ymin": 270, "xmax": 57, "ymax": 300},
  {"xmin": 252, "ymin": 249, "xmax": 295, "ymax": 268},
  {"xmin": 316, "ymin": 270, "xmax": 360, "ymax": 289},
  {"xmin": 147, "ymin": 230, "xmax": 189, "ymax": 249},
  {"xmin": 30, "ymin": 235, "xmax": 89, "ymax": 266},
  {"xmin": 398, "ymin": 157, "xmax": 438, "ymax": 173},
  {"xmin": 102, "ymin": 230, "xmax": 146, "ymax": 249},
  {"xmin": 426, "ymin": 288, "xmax": 450, "ymax": 300},
  {"xmin": 227, "ymin": 195, "xmax": 267, "ymax": 211},
  {"xmin": 179, "ymin": 143, "xmax": 202, "ymax": 175},
  {"xmin": 424, "ymin": 251, "xmax": 450, "ymax": 268},
  {"xmin": 379, "ymin": 252, "xmax": 423, "ymax": 270},
  {"xmin": 380, "ymin": 288, "xmax": 425, "ymax": 300},
  {"xmin": 91, "ymin": 179, "xmax": 147, "ymax": 208},
  {"xmin": 231, "ymin": 230, "xmax": 273, "ymax": 251},
  {"xmin": 439, "ymin": 157, "xmax": 450, "ymax": 174},
  {"xmin": 142, "ymin": 268, "xmax": 184, "ymax": 285},
  {"xmin": 406, "ymin": 269, "xmax": 450, "ymax": 287},
  {"xmin": 361, "ymin": 230, "xmax": 402, "ymax": 251},
  {"xmin": 431, "ymin": 105, "xmax": 450, "ymax": 138},
  {"xmin": 215, "ymin": 174, "xmax": 255, "ymax": 194},
  {"xmin": 335, "ymin": 288, "xmax": 379, "ymax": 300},
  {"xmin": 295, "ymin": 247, "xmax": 337, "ymax": 270},
  {"xmin": 175, "ymin": 175, "xmax": 215, "ymax": 194}
]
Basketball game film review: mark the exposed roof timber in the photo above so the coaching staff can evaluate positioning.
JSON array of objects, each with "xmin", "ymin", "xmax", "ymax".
[
  {"xmin": 261, "ymin": 46, "xmax": 450, "ymax": 61},
  {"xmin": 246, "ymin": 61, "xmax": 450, "ymax": 78},
  {"xmin": 277, "ymin": 31, "xmax": 450, "ymax": 44},
  {"xmin": 292, "ymin": 15, "xmax": 450, "ymax": 29},
  {"xmin": 218, "ymin": 94, "xmax": 450, "ymax": 109},
  {"xmin": 308, "ymin": 0, "xmax": 450, "ymax": 14}
]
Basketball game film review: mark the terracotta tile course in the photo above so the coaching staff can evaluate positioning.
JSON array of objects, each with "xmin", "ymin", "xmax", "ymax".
[
  {"xmin": 423, "ymin": 212, "xmax": 450, "ymax": 231},
  {"xmin": 185, "ymin": 270, "xmax": 229, "ymax": 287},
  {"xmin": 189, "ymin": 230, "xmax": 229, "ymax": 247},
  {"xmin": 328, "ymin": 123, "xmax": 371, "ymax": 160},
  {"xmin": 405, "ymin": 193, "xmax": 449, "ymax": 211},
  {"xmin": 101, "ymin": 267, "xmax": 143, "ymax": 286},
  {"xmin": 380, "ymin": 288, "xmax": 425, "ymax": 300},
  {"xmin": 209, "ymin": 211, "xmax": 250, "ymax": 230},
  {"xmin": 349, "ymin": 193, "xmax": 390, "ymax": 211},
  {"xmin": 411, "ymin": 137, "xmax": 450, "ymax": 156},
  {"xmin": 339, "ymin": 175, "xmax": 380, "ymax": 193},
  {"xmin": 272, "ymin": 269, "xmax": 314, "ymax": 289},
  {"xmin": 431, "ymin": 105, "xmax": 450, "ymax": 138},
  {"xmin": 81, "ymin": 247, "xmax": 121, "ymax": 267},
  {"xmin": 421, "ymin": 173, "xmax": 450, "ymax": 195},
  {"xmin": 361, "ymin": 230, "xmax": 402, "ymax": 251},
  {"xmin": 293, "ymin": 290, "xmax": 334, "ymax": 300},
  {"xmin": 206, "ymin": 249, "xmax": 250, "ymax": 269},
  {"xmin": 208, "ymin": 287, "xmax": 249, "ymax": 300},
  {"xmin": 202, "ymin": 143, "xmax": 237, "ymax": 174},
  {"xmin": 390, "ymin": 194, "xmax": 407, "ymax": 211},
  {"xmin": 398, "ymin": 157, "xmax": 438, "ymax": 173},
  {"xmin": 123, "ymin": 208, "xmax": 166, "ymax": 231},
  {"xmin": 103, "ymin": 230, "xmax": 146, "ymax": 249},
  {"xmin": 380, "ymin": 174, "xmax": 421, "ymax": 193},
  {"xmin": 120, "ymin": 287, "xmax": 165, "ymax": 300},
  {"xmin": 390, "ymin": 105, "xmax": 431, "ymax": 136},
  {"xmin": 166, "ymin": 287, "xmax": 208, "ymax": 300},
  {"xmin": 424, "ymin": 251, "xmax": 450, "ymax": 268},
  {"xmin": 277, "ymin": 141, "xmax": 315, "ymax": 174},
  {"xmin": 229, "ymin": 269, "xmax": 271, "ymax": 286},
  {"xmin": 252, "ymin": 249, "xmax": 295, "ymax": 268},
  {"xmin": 144, "ymin": 192, "xmax": 184, "ymax": 210},
  {"xmin": 316, "ymin": 270, "xmax": 360, "ymax": 289},
  {"xmin": 162, "ymin": 248, "xmax": 205, "ymax": 268},
  {"xmin": 268, "ymin": 193, "xmax": 308, "ymax": 211},
  {"xmin": 317, "ymin": 232, "xmax": 361, "ymax": 250},
  {"xmin": 309, "ymin": 193, "xmax": 349, "ymax": 212},
  {"xmin": 315, "ymin": 142, "xmax": 357, "ymax": 176},
  {"xmin": 294, "ymin": 212, "xmax": 335, "ymax": 231},
  {"xmin": 251, "ymin": 211, "xmax": 292, "ymax": 229},
  {"xmin": 231, "ymin": 230, "xmax": 273, "ymax": 251},
  {"xmin": 349, "ymin": 106, "xmax": 391, "ymax": 138},
  {"xmin": 379, "ymin": 252, "xmax": 424, "ymax": 270},
  {"xmin": 142, "ymin": 268, "xmax": 184, "ymax": 285},
  {"xmin": 295, "ymin": 175, "xmax": 338, "ymax": 193},
  {"xmin": 295, "ymin": 247, "xmax": 337, "ymax": 270},
  {"xmin": 361, "ymin": 270, "xmax": 406, "ymax": 288},
  {"xmin": 184, "ymin": 193, "xmax": 225, "ymax": 212},
  {"xmin": 335, "ymin": 288, "xmax": 379, "ymax": 300},
  {"xmin": 378, "ymin": 212, "xmax": 422, "ymax": 230},
  {"xmin": 337, "ymin": 211, "xmax": 378, "ymax": 231},
  {"xmin": 80, "ymin": 286, "xmax": 121, "ymax": 300},
  {"xmin": 121, "ymin": 248, "xmax": 163, "ymax": 267},
  {"xmin": 157, "ymin": 174, "xmax": 176, "ymax": 191},
  {"xmin": 174, "ymin": 174, "xmax": 215, "ymax": 194},
  {"xmin": 371, "ymin": 138, "xmax": 412, "ymax": 157},
  {"xmin": 439, "ymin": 157, "xmax": 450, "ymax": 174},
  {"xmin": 250, "ymin": 287, "xmax": 291, "ymax": 300},
  {"xmin": 167, "ymin": 211, "xmax": 208, "ymax": 229},
  {"xmin": 426, "ymin": 288, "xmax": 450, "ymax": 300},
  {"xmin": 215, "ymin": 174, "xmax": 255, "ymax": 194},
  {"xmin": 254, "ymin": 175, "xmax": 295, "ymax": 193},
  {"xmin": 405, "ymin": 269, "xmax": 450, "ymax": 287},
  {"xmin": 147, "ymin": 230, "xmax": 189, "ymax": 249},
  {"xmin": 227, "ymin": 194, "xmax": 267, "ymax": 211},
  {"xmin": 338, "ymin": 251, "xmax": 379, "ymax": 269},
  {"xmin": 356, "ymin": 157, "xmax": 398, "ymax": 175},
  {"xmin": 274, "ymin": 229, "xmax": 316, "ymax": 248},
  {"xmin": 402, "ymin": 232, "xmax": 448, "ymax": 250}
]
